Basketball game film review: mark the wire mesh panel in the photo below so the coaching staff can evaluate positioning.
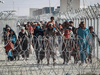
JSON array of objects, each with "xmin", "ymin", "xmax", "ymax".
[{"xmin": 0, "ymin": 34, "xmax": 100, "ymax": 75}]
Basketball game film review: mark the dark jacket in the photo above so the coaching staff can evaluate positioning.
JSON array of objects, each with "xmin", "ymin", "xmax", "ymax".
[
  {"xmin": 18, "ymin": 31, "xmax": 28, "ymax": 50},
  {"xmin": 91, "ymin": 32, "xmax": 100, "ymax": 43},
  {"xmin": 34, "ymin": 25, "xmax": 43, "ymax": 37}
]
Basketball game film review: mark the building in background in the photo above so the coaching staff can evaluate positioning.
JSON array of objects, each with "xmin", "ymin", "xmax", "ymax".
[
  {"xmin": 60, "ymin": 0, "xmax": 80, "ymax": 12},
  {"xmin": 33, "ymin": 10, "xmax": 37, "ymax": 16},
  {"xmin": 37, "ymin": 9, "xmax": 43, "ymax": 15},
  {"xmin": 30, "ymin": 8, "xmax": 38, "ymax": 17},
  {"xmin": 42, "ymin": 7, "xmax": 54, "ymax": 14},
  {"xmin": 53, "ymin": 6, "xmax": 60, "ymax": 15},
  {"xmin": 29, "ymin": 7, "xmax": 54, "ymax": 17}
]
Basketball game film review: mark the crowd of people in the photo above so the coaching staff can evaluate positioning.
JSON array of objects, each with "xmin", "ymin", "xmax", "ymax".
[{"xmin": 2, "ymin": 16, "xmax": 100, "ymax": 66}]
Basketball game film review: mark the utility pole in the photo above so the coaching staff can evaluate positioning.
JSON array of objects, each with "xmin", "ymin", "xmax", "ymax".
[{"xmin": 49, "ymin": 0, "xmax": 51, "ymax": 14}]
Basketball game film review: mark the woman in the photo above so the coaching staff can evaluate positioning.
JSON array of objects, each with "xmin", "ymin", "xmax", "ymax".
[
  {"xmin": 77, "ymin": 21, "xmax": 91, "ymax": 65},
  {"xmin": 9, "ymin": 30, "xmax": 16, "ymax": 44}
]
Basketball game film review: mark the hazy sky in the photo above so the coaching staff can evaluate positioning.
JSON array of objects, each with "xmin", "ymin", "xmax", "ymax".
[{"xmin": 0, "ymin": 0, "xmax": 100, "ymax": 16}]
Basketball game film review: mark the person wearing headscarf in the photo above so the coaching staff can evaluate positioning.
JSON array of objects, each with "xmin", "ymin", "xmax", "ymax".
[
  {"xmin": 77, "ymin": 21, "xmax": 92, "ymax": 65},
  {"xmin": 9, "ymin": 30, "xmax": 16, "ymax": 44}
]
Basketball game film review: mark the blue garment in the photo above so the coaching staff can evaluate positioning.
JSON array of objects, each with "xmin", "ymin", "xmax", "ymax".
[
  {"xmin": 3, "ymin": 26, "xmax": 17, "ymax": 44},
  {"xmin": 66, "ymin": 20, "xmax": 69, "ymax": 23},
  {"xmin": 77, "ymin": 28, "xmax": 92, "ymax": 63},
  {"xmin": 6, "ymin": 51, "xmax": 13, "ymax": 57},
  {"xmin": 53, "ymin": 28, "xmax": 56, "ymax": 32},
  {"xmin": 34, "ymin": 25, "xmax": 43, "ymax": 37},
  {"xmin": 10, "ymin": 35, "xmax": 16, "ymax": 44}
]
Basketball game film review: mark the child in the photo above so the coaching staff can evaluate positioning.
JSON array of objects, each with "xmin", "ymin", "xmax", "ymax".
[
  {"xmin": 5, "ymin": 39, "xmax": 14, "ymax": 61},
  {"xmin": 13, "ymin": 40, "xmax": 21, "ymax": 60}
]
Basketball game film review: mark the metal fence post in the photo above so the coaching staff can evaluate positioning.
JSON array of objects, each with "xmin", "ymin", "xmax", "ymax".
[{"xmin": 97, "ymin": 17, "xmax": 99, "ymax": 59}]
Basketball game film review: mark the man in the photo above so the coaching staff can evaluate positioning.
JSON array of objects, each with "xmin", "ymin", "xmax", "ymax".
[
  {"xmin": 38, "ymin": 22, "xmax": 42, "ymax": 29},
  {"xmin": 45, "ymin": 23, "xmax": 57, "ymax": 66},
  {"xmin": 45, "ymin": 23, "xmax": 56, "ymax": 36},
  {"xmin": 18, "ymin": 27, "xmax": 29, "ymax": 59},
  {"xmin": 18, "ymin": 27, "xmax": 28, "ymax": 40},
  {"xmin": 40, "ymin": 21, "xmax": 43, "ymax": 27},
  {"xmin": 27, "ymin": 22, "xmax": 34, "ymax": 35},
  {"xmin": 89, "ymin": 26, "xmax": 100, "ymax": 42},
  {"xmin": 77, "ymin": 21, "xmax": 91, "ymax": 65},
  {"xmin": 47, "ymin": 17, "xmax": 55, "ymax": 28},
  {"xmin": 34, "ymin": 22, "xmax": 43, "ymax": 37},
  {"xmin": 62, "ymin": 20, "xmax": 69, "ymax": 30},
  {"xmin": 58, "ymin": 23, "xmax": 63, "ymax": 31},
  {"xmin": 69, "ymin": 21, "xmax": 76, "ymax": 34},
  {"xmin": 42, "ymin": 22, "xmax": 47, "ymax": 30},
  {"xmin": 89, "ymin": 26, "xmax": 100, "ymax": 63},
  {"xmin": 33, "ymin": 22, "xmax": 44, "ymax": 64}
]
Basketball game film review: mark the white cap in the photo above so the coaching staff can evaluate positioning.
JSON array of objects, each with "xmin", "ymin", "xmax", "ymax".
[{"xmin": 21, "ymin": 26, "xmax": 25, "ymax": 29}]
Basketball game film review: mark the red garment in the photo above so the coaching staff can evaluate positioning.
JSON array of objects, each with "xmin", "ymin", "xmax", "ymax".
[
  {"xmin": 5, "ymin": 41, "xmax": 14, "ymax": 51},
  {"xmin": 64, "ymin": 29, "xmax": 70, "ymax": 38},
  {"xmin": 71, "ymin": 47, "xmax": 73, "ymax": 50}
]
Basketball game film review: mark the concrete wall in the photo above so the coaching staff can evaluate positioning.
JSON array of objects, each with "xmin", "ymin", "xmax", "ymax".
[{"xmin": 0, "ymin": 20, "xmax": 18, "ymax": 37}]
